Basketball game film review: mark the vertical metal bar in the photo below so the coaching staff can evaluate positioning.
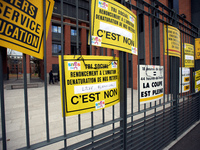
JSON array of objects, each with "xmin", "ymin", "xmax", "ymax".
[
  {"xmin": 162, "ymin": 17, "xmax": 166, "ymax": 145},
  {"xmin": 167, "ymin": 25, "xmax": 169, "ymax": 102},
  {"xmin": 154, "ymin": 101, "xmax": 156, "ymax": 143},
  {"xmin": 143, "ymin": 14, "xmax": 146, "ymax": 64},
  {"xmin": 157, "ymin": 8, "xmax": 161, "ymax": 105},
  {"xmin": 162, "ymin": 8, "xmax": 165, "ymax": 106},
  {"xmin": 137, "ymin": 0, "xmax": 140, "ymax": 112},
  {"xmin": 102, "ymin": 48, "xmax": 105, "ymax": 124},
  {"xmin": 91, "ymin": 112, "xmax": 94, "ymax": 144},
  {"xmin": 170, "ymin": 56, "xmax": 173, "ymax": 101},
  {"xmin": 23, "ymin": 54, "xmax": 30, "ymax": 148},
  {"xmin": 120, "ymin": 51, "xmax": 127, "ymax": 149},
  {"xmin": 100, "ymin": 47, "xmax": 103, "ymax": 56},
  {"xmin": 43, "ymin": 0, "xmax": 50, "ymax": 141},
  {"xmin": 181, "ymin": 32, "xmax": 183, "ymax": 95},
  {"xmin": 130, "ymin": 54, "xmax": 133, "ymax": 121},
  {"xmin": 111, "ymin": 49, "xmax": 115, "ymax": 137},
  {"xmin": 193, "ymin": 33, "xmax": 196, "ymax": 94},
  {"xmin": 89, "ymin": 0, "xmax": 92, "ymax": 55},
  {"xmin": 76, "ymin": 0, "xmax": 79, "ymax": 55},
  {"xmin": 149, "ymin": 7, "xmax": 151, "ymax": 65},
  {"xmin": 61, "ymin": 0, "xmax": 67, "ymax": 147},
  {"xmin": 89, "ymin": 0, "xmax": 93, "ymax": 146},
  {"xmin": 78, "ymin": 115, "xmax": 81, "ymax": 131},
  {"xmin": 152, "ymin": 0, "xmax": 156, "ymax": 65},
  {"xmin": 0, "ymin": 48, "xmax": 7, "ymax": 150},
  {"xmin": 143, "ymin": 103, "xmax": 146, "ymax": 148}
]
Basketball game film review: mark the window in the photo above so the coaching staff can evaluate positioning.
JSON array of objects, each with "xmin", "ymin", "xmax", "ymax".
[
  {"xmin": 71, "ymin": 44, "xmax": 81, "ymax": 55},
  {"xmin": 71, "ymin": 29, "xmax": 77, "ymax": 36},
  {"xmin": 52, "ymin": 43, "xmax": 61, "ymax": 55},
  {"xmin": 52, "ymin": 25, "xmax": 61, "ymax": 33}
]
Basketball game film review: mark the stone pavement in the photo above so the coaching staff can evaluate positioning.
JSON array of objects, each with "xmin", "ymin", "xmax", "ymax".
[
  {"xmin": 1, "ymin": 79, "xmax": 199, "ymax": 150},
  {"xmin": 2, "ymin": 79, "xmax": 124, "ymax": 149}
]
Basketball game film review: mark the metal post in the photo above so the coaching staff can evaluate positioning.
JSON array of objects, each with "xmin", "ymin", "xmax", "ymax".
[
  {"xmin": 61, "ymin": 0, "xmax": 67, "ymax": 148},
  {"xmin": 43, "ymin": 0, "xmax": 50, "ymax": 141},
  {"xmin": 89, "ymin": 0, "xmax": 92, "ymax": 55},
  {"xmin": 137, "ymin": 0, "xmax": 140, "ymax": 111},
  {"xmin": 120, "ymin": 51, "xmax": 127, "ymax": 149},
  {"xmin": 23, "ymin": 54, "xmax": 30, "ymax": 148},
  {"xmin": 76, "ymin": 0, "xmax": 79, "ymax": 55},
  {"xmin": 0, "ymin": 47, "xmax": 7, "ymax": 150},
  {"xmin": 76, "ymin": 0, "xmax": 81, "ymax": 131},
  {"xmin": 149, "ymin": 6, "xmax": 151, "ymax": 65},
  {"xmin": 17, "ymin": 67, "xmax": 18, "ymax": 80}
]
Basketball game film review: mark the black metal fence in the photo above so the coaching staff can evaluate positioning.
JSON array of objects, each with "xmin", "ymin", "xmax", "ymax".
[{"xmin": 0, "ymin": 0, "xmax": 199, "ymax": 150}]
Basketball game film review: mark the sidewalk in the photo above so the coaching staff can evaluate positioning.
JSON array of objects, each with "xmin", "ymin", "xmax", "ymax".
[
  {"xmin": 169, "ymin": 122, "xmax": 200, "ymax": 150},
  {"xmin": 3, "ymin": 78, "xmax": 44, "ymax": 89}
]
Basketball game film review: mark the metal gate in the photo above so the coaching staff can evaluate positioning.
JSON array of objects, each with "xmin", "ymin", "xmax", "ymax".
[{"xmin": 0, "ymin": 0, "xmax": 200, "ymax": 149}]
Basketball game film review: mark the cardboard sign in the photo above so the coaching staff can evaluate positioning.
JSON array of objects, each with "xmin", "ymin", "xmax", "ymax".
[
  {"xmin": 179, "ymin": 67, "xmax": 190, "ymax": 93},
  {"xmin": 91, "ymin": 0, "xmax": 138, "ymax": 55},
  {"xmin": 195, "ymin": 38, "xmax": 200, "ymax": 60},
  {"xmin": 164, "ymin": 25, "xmax": 181, "ymax": 57},
  {"xmin": 139, "ymin": 65, "xmax": 164, "ymax": 104},
  {"xmin": 195, "ymin": 70, "xmax": 200, "ymax": 93},
  {"xmin": 182, "ymin": 43, "xmax": 194, "ymax": 68},
  {"xmin": 59, "ymin": 55, "xmax": 120, "ymax": 116},
  {"xmin": 0, "ymin": 0, "xmax": 54, "ymax": 59}
]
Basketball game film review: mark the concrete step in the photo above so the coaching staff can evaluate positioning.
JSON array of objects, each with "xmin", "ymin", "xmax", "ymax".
[{"xmin": 5, "ymin": 82, "xmax": 43, "ymax": 90}]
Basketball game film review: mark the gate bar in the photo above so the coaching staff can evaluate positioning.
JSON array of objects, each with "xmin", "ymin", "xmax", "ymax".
[
  {"xmin": 61, "ymin": 0, "xmax": 67, "ymax": 147},
  {"xmin": 0, "ymin": 47, "xmax": 7, "ymax": 150},
  {"xmin": 76, "ymin": 0, "xmax": 79, "ymax": 55},
  {"xmin": 89, "ymin": 0, "xmax": 92, "ymax": 55},
  {"xmin": 120, "ymin": 51, "xmax": 127, "ymax": 149},
  {"xmin": 43, "ymin": 0, "xmax": 50, "ymax": 141},
  {"xmin": 23, "ymin": 54, "xmax": 30, "ymax": 148},
  {"xmin": 137, "ymin": 0, "xmax": 140, "ymax": 112}
]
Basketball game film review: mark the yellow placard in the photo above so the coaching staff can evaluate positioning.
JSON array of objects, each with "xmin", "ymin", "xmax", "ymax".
[
  {"xmin": 182, "ymin": 43, "xmax": 194, "ymax": 68},
  {"xmin": 0, "ymin": 0, "xmax": 54, "ymax": 59},
  {"xmin": 184, "ymin": 77, "xmax": 190, "ymax": 82},
  {"xmin": 164, "ymin": 25, "xmax": 181, "ymax": 57},
  {"xmin": 184, "ymin": 85, "xmax": 190, "ymax": 91},
  {"xmin": 195, "ymin": 38, "xmax": 200, "ymax": 60},
  {"xmin": 91, "ymin": 0, "xmax": 138, "ymax": 54},
  {"xmin": 59, "ymin": 55, "xmax": 120, "ymax": 117},
  {"xmin": 195, "ymin": 70, "xmax": 200, "ymax": 93}
]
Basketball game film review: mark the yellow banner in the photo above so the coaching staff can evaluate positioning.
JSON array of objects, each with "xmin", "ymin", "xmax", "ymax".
[
  {"xmin": 195, "ymin": 70, "xmax": 200, "ymax": 93},
  {"xmin": 195, "ymin": 38, "xmax": 200, "ymax": 60},
  {"xmin": 0, "ymin": 0, "xmax": 54, "ymax": 59},
  {"xmin": 91, "ymin": 0, "xmax": 137, "ymax": 54},
  {"xmin": 59, "ymin": 55, "xmax": 120, "ymax": 117},
  {"xmin": 182, "ymin": 43, "xmax": 194, "ymax": 68},
  {"xmin": 164, "ymin": 25, "xmax": 181, "ymax": 57}
]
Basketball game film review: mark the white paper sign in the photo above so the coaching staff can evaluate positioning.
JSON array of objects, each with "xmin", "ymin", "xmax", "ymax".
[{"xmin": 139, "ymin": 65, "xmax": 164, "ymax": 104}]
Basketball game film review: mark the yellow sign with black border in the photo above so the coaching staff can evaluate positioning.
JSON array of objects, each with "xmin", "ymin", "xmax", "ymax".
[
  {"xmin": 195, "ymin": 38, "xmax": 200, "ymax": 60},
  {"xmin": 59, "ymin": 55, "xmax": 120, "ymax": 117},
  {"xmin": 195, "ymin": 70, "xmax": 200, "ymax": 93},
  {"xmin": 164, "ymin": 25, "xmax": 181, "ymax": 57},
  {"xmin": 91, "ymin": 0, "xmax": 138, "ymax": 54},
  {"xmin": 182, "ymin": 43, "xmax": 194, "ymax": 68},
  {"xmin": 0, "ymin": 0, "xmax": 54, "ymax": 59}
]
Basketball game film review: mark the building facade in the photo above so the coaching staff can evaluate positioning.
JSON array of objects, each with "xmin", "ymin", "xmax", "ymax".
[{"xmin": 2, "ymin": 0, "xmax": 199, "ymax": 88}]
